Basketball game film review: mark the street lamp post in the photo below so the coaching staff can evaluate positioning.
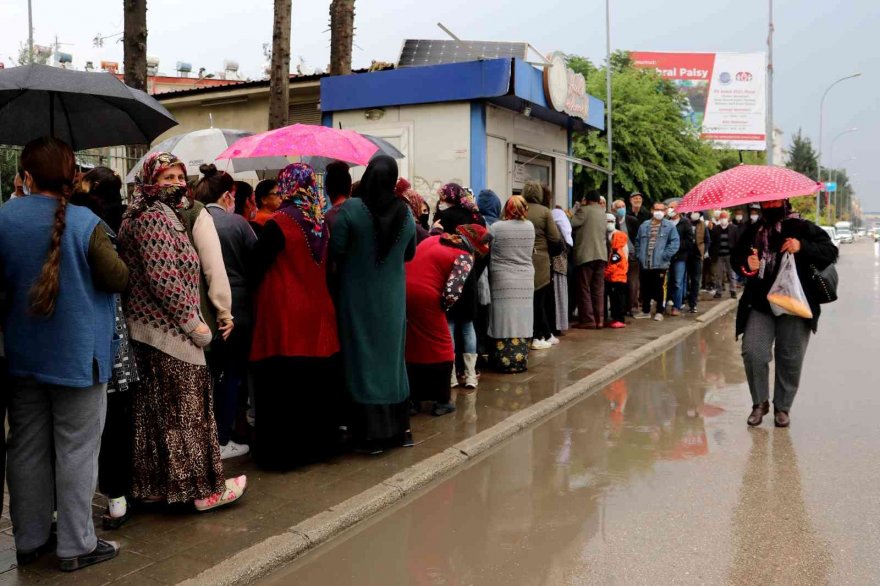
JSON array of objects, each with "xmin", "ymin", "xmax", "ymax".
[
  {"xmin": 828, "ymin": 128, "xmax": 858, "ymax": 224},
  {"xmin": 830, "ymin": 156, "xmax": 856, "ymax": 224},
  {"xmin": 817, "ymin": 73, "xmax": 861, "ymax": 220},
  {"xmin": 605, "ymin": 0, "xmax": 613, "ymax": 211},
  {"xmin": 27, "ymin": 0, "xmax": 34, "ymax": 64}
]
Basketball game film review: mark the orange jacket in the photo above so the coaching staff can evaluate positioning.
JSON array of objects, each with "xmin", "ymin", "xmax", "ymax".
[{"xmin": 604, "ymin": 230, "xmax": 629, "ymax": 283}]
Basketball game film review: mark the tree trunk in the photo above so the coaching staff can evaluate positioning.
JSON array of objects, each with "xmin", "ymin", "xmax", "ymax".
[
  {"xmin": 123, "ymin": 0, "xmax": 148, "ymax": 92},
  {"xmin": 268, "ymin": 0, "xmax": 292, "ymax": 130},
  {"xmin": 329, "ymin": 0, "xmax": 355, "ymax": 76}
]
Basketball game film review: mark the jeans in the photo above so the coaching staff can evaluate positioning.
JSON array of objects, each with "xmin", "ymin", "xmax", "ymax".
[
  {"xmin": 209, "ymin": 327, "xmax": 251, "ymax": 446},
  {"xmin": 669, "ymin": 260, "xmax": 687, "ymax": 310},
  {"xmin": 686, "ymin": 256, "xmax": 703, "ymax": 309},
  {"xmin": 448, "ymin": 318, "xmax": 477, "ymax": 354},
  {"xmin": 7, "ymin": 378, "xmax": 106, "ymax": 558}
]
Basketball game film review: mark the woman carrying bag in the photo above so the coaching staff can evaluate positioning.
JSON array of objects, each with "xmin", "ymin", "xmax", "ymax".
[{"xmin": 732, "ymin": 199, "xmax": 837, "ymax": 428}]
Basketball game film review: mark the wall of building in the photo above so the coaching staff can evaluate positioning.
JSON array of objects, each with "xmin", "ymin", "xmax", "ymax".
[
  {"xmin": 331, "ymin": 102, "xmax": 471, "ymax": 209},
  {"xmin": 484, "ymin": 104, "xmax": 570, "ymax": 207}
]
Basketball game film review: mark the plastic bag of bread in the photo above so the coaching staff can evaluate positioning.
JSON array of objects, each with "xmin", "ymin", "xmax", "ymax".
[{"xmin": 767, "ymin": 253, "xmax": 813, "ymax": 319}]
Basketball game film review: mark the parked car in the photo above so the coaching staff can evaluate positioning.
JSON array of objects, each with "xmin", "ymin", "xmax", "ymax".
[
  {"xmin": 821, "ymin": 226, "xmax": 841, "ymax": 248},
  {"xmin": 836, "ymin": 228, "xmax": 854, "ymax": 244}
]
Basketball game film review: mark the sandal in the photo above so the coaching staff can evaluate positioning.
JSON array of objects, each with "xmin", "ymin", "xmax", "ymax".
[{"xmin": 194, "ymin": 475, "xmax": 247, "ymax": 512}]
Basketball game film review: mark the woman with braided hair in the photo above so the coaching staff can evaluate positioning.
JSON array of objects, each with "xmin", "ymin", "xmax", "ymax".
[{"xmin": 0, "ymin": 137, "xmax": 128, "ymax": 571}]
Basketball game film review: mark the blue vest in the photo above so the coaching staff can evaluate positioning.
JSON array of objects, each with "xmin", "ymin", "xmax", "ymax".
[{"xmin": 0, "ymin": 195, "xmax": 115, "ymax": 387}]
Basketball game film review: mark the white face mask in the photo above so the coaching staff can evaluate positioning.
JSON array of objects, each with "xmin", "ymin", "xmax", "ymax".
[
  {"xmin": 653, "ymin": 211, "xmax": 665, "ymax": 221},
  {"xmin": 667, "ymin": 208, "xmax": 676, "ymax": 218},
  {"xmin": 690, "ymin": 212, "xmax": 701, "ymax": 221},
  {"xmin": 720, "ymin": 219, "xmax": 729, "ymax": 228},
  {"xmin": 606, "ymin": 222, "xmax": 615, "ymax": 232},
  {"xmin": 735, "ymin": 215, "xmax": 743, "ymax": 222},
  {"xmin": 713, "ymin": 211, "xmax": 721, "ymax": 220},
  {"xmin": 750, "ymin": 214, "xmax": 760, "ymax": 223},
  {"xmin": 22, "ymin": 178, "xmax": 31, "ymax": 196}
]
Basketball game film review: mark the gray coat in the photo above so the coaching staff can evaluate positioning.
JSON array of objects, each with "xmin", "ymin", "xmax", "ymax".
[
  {"xmin": 206, "ymin": 204, "xmax": 258, "ymax": 328},
  {"xmin": 570, "ymin": 202, "xmax": 608, "ymax": 265},
  {"xmin": 488, "ymin": 220, "xmax": 536, "ymax": 339}
]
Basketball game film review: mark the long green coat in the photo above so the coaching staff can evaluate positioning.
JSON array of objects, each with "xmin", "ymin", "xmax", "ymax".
[{"xmin": 329, "ymin": 199, "xmax": 416, "ymax": 405}]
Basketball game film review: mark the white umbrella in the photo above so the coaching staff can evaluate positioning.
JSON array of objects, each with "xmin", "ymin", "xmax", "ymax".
[{"xmin": 125, "ymin": 128, "xmax": 288, "ymax": 183}]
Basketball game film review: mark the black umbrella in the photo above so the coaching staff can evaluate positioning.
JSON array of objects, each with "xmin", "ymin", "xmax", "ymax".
[{"xmin": 0, "ymin": 64, "xmax": 177, "ymax": 150}]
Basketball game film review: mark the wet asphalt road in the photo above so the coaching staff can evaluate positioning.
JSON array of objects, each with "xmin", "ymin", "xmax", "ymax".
[{"xmin": 262, "ymin": 239, "xmax": 880, "ymax": 586}]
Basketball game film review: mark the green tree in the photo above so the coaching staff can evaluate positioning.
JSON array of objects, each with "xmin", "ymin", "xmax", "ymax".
[
  {"xmin": 569, "ymin": 52, "xmax": 720, "ymax": 203},
  {"xmin": 786, "ymin": 128, "xmax": 818, "ymax": 180},
  {"xmin": 16, "ymin": 41, "xmax": 50, "ymax": 65}
]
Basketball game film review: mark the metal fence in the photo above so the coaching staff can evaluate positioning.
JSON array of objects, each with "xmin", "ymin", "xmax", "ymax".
[{"xmin": 0, "ymin": 145, "xmax": 147, "ymax": 203}]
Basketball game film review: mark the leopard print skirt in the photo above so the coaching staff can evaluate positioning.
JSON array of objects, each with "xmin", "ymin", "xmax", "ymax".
[{"xmin": 130, "ymin": 342, "xmax": 225, "ymax": 503}]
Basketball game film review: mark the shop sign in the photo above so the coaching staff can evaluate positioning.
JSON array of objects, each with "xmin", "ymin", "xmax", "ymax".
[{"xmin": 543, "ymin": 52, "xmax": 589, "ymax": 121}]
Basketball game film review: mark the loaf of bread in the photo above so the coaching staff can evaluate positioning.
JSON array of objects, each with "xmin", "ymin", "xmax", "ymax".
[{"xmin": 767, "ymin": 293, "xmax": 813, "ymax": 319}]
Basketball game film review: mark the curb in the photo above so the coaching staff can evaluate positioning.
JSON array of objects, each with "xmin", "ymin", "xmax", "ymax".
[{"xmin": 182, "ymin": 299, "xmax": 738, "ymax": 586}]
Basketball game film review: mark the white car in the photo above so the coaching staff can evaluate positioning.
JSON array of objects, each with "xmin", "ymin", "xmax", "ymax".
[
  {"xmin": 821, "ymin": 226, "xmax": 841, "ymax": 248},
  {"xmin": 836, "ymin": 228, "xmax": 854, "ymax": 244}
]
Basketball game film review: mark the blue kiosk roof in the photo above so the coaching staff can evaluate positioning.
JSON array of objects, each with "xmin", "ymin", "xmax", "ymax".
[{"xmin": 320, "ymin": 58, "xmax": 604, "ymax": 132}]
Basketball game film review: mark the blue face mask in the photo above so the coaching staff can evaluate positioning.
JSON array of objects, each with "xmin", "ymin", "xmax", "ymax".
[{"xmin": 615, "ymin": 207, "xmax": 626, "ymax": 218}]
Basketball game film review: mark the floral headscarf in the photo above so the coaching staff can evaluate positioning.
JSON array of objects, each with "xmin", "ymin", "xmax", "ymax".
[
  {"xmin": 438, "ymin": 182, "xmax": 480, "ymax": 215},
  {"xmin": 399, "ymin": 188, "xmax": 426, "ymax": 222},
  {"xmin": 276, "ymin": 163, "xmax": 328, "ymax": 263},
  {"xmin": 456, "ymin": 224, "xmax": 493, "ymax": 258},
  {"xmin": 503, "ymin": 195, "xmax": 529, "ymax": 221},
  {"xmin": 125, "ymin": 152, "xmax": 189, "ymax": 219}
]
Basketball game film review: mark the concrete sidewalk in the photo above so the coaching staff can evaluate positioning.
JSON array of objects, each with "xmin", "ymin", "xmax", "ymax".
[{"xmin": 3, "ymin": 297, "xmax": 736, "ymax": 585}]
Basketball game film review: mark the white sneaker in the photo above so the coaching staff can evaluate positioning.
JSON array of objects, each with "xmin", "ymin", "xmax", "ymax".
[
  {"xmin": 108, "ymin": 496, "xmax": 127, "ymax": 519},
  {"xmin": 220, "ymin": 441, "xmax": 250, "ymax": 460},
  {"xmin": 531, "ymin": 339, "xmax": 552, "ymax": 350},
  {"xmin": 653, "ymin": 313, "xmax": 665, "ymax": 322},
  {"xmin": 633, "ymin": 312, "xmax": 652, "ymax": 319},
  {"xmin": 547, "ymin": 335, "xmax": 560, "ymax": 346}
]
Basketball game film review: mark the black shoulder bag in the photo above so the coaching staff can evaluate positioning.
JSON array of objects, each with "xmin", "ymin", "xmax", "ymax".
[{"xmin": 809, "ymin": 263, "xmax": 838, "ymax": 304}]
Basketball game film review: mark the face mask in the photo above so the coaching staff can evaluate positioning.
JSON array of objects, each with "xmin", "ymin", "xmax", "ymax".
[
  {"xmin": 157, "ymin": 185, "xmax": 189, "ymax": 208},
  {"xmin": 667, "ymin": 208, "xmax": 676, "ymax": 218},
  {"xmin": 750, "ymin": 214, "xmax": 760, "ymax": 223},
  {"xmin": 438, "ymin": 201, "xmax": 451, "ymax": 211},
  {"xmin": 606, "ymin": 222, "xmax": 615, "ymax": 233},
  {"xmin": 419, "ymin": 213, "xmax": 430, "ymax": 229},
  {"xmin": 653, "ymin": 211, "xmax": 665, "ymax": 221},
  {"xmin": 22, "ymin": 182, "xmax": 31, "ymax": 196},
  {"xmin": 615, "ymin": 207, "xmax": 626, "ymax": 218},
  {"xmin": 735, "ymin": 215, "xmax": 743, "ymax": 222},
  {"xmin": 690, "ymin": 212, "xmax": 701, "ymax": 221},
  {"xmin": 720, "ymin": 219, "xmax": 729, "ymax": 228},
  {"xmin": 713, "ymin": 211, "xmax": 721, "ymax": 220}
]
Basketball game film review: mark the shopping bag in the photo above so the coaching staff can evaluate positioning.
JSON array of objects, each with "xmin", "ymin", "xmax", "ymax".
[{"xmin": 767, "ymin": 253, "xmax": 813, "ymax": 319}]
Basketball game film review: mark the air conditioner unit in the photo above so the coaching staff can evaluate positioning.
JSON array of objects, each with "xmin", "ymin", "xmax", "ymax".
[
  {"xmin": 176, "ymin": 61, "xmax": 192, "ymax": 77},
  {"xmin": 146, "ymin": 56, "xmax": 160, "ymax": 76},
  {"xmin": 223, "ymin": 59, "xmax": 239, "ymax": 73},
  {"xmin": 100, "ymin": 61, "xmax": 119, "ymax": 74}
]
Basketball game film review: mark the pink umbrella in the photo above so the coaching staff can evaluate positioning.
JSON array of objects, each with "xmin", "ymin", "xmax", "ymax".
[
  {"xmin": 215, "ymin": 124, "xmax": 380, "ymax": 167},
  {"xmin": 676, "ymin": 165, "xmax": 822, "ymax": 213}
]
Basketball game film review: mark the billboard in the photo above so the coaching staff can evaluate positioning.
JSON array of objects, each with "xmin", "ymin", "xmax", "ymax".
[{"xmin": 629, "ymin": 51, "xmax": 767, "ymax": 151}]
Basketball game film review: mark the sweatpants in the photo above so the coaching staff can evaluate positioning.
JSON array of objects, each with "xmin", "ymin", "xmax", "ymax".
[
  {"xmin": 741, "ymin": 310, "xmax": 811, "ymax": 412},
  {"xmin": 7, "ymin": 379, "xmax": 107, "ymax": 558},
  {"xmin": 606, "ymin": 281, "xmax": 627, "ymax": 323},
  {"xmin": 641, "ymin": 268, "xmax": 667, "ymax": 314}
]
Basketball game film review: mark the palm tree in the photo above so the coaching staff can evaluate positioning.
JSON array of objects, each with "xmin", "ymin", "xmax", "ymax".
[
  {"xmin": 268, "ymin": 0, "xmax": 292, "ymax": 130},
  {"xmin": 329, "ymin": 0, "xmax": 355, "ymax": 76},
  {"xmin": 123, "ymin": 0, "xmax": 148, "ymax": 92}
]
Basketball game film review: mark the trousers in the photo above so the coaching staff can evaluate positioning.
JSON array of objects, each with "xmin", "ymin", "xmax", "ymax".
[
  {"xmin": 606, "ymin": 281, "xmax": 627, "ymax": 323},
  {"xmin": 577, "ymin": 260, "xmax": 607, "ymax": 326},
  {"xmin": 7, "ymin": 378, "xmax": 106, "ymax": 558},
  {"xmin": 641, "ymin": 268, "xmax": 667, "ymax": 314},
  {"xmin": 714, "ymin": 255, "xmax": 737, "ymax": 292},
  {"xmin": 686, "ymin": 255, "xmax": 703, "ymax": 309},
  {"xmin": 627, "ymin": 260, "xmax": 640, "ymax": 311},
  {"xmin": 741, "ymin": 310, "xmax": 811, "ymax": 412},
  {"xmin": 533, "ymin": 284, "xmax": 554, "ymax": 340},
  {"xmin": 448, "ymin": 318, "xmax": 477, "ymax": 354},
  {"xmin": 669, "ymin": 260, "xmax": 687, "ymax": 310}
]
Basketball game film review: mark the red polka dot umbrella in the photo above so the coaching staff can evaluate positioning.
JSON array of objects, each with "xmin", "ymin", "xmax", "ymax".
[{"xmin": 676, "ymin": 165, "xmax": 822, "ymax": 213}]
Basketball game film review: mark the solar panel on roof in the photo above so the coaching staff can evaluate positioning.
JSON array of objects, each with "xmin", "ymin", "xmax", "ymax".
[{"xmin": 397, "ymin": 39, "xmax": 529, "ymax": 68}]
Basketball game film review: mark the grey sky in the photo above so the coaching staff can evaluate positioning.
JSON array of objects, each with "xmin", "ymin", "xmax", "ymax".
[{"xmin": 1, "ymin": 0, "xmax": 877, "ymax": 208}]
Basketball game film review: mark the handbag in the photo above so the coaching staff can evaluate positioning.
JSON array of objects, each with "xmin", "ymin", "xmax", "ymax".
[{"xmin": 809, "ymin": 262, "xmax": 838, "ymax": 304}]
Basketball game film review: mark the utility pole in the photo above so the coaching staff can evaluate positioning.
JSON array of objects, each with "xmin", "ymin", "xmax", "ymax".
[
  {"xmin": 766, "ymin": 0, "xmax": 774, "ymax": 165},
  {"xmin": 27, "ymin": 0, "xmax": 34, "ymax": 64},
  {"xmin": 268, "ymin": 0, "xmax": 292, "ymax": 130},
  {"xmin": 605, "ymin": 0, "xmax": 613, "ymax": 210}
]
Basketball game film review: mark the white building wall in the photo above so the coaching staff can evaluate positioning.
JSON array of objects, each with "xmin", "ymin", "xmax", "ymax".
[{"xmin": 332, "ymin": 103, "xmax": 471, "ymax": 211}]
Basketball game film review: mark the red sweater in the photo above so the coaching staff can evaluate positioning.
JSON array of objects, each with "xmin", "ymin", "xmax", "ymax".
[
  {"xmin": 405, "ymin": 237, "xmax": 470, "ymax": 364},
  {"xmin": 250, "ymin": 213, "xmax": 339, "ymax": 361}
]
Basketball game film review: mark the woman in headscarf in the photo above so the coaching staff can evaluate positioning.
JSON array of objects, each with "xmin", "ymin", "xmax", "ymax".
[
  {"xmin": 522, "ymin": 181, "xmax": 562, "ymax": 349},
  {"xmin": 118, "ymin": 152, "xmax": 247, "ymax": 512},
  {"xmin": 477, "ymin": 189, "xmax": 502, "ymax": 226},
  {"xmin": 434, "ymin": 183, "xmax": 486, "ymax": 234},
  {"xmin": 249, "ymin": 163, "xmax": 342, "ymax": 468},
  {"xmin": 487, "ymin": 196, "xmax": 536, "ymax": 373},
  {"xmin": 398, "ymin": 186, "xmax": 431, "ymax": 243},
  {"xmin": 731, "ymin": 199, "xmax": 837, "ymax": 428},
  {"xmin": 330, "ymin": 155, "xmax": 417, "ymax": 455},
  {"xmin": 406, "ymin": 224, "xmax": 491, "ymax": 416}
]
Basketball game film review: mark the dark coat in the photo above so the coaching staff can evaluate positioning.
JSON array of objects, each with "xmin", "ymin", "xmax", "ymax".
[
  {"xmin": 732, "ymin": 218, "xmax": 838, "ymax": 337},
  {"xmin": 672, "ymin": 219, "xmax": 695, "ymax": 263},
  {"xmin": 709, "ymin": 224, "xmax": 739, "ymax": 260}
]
